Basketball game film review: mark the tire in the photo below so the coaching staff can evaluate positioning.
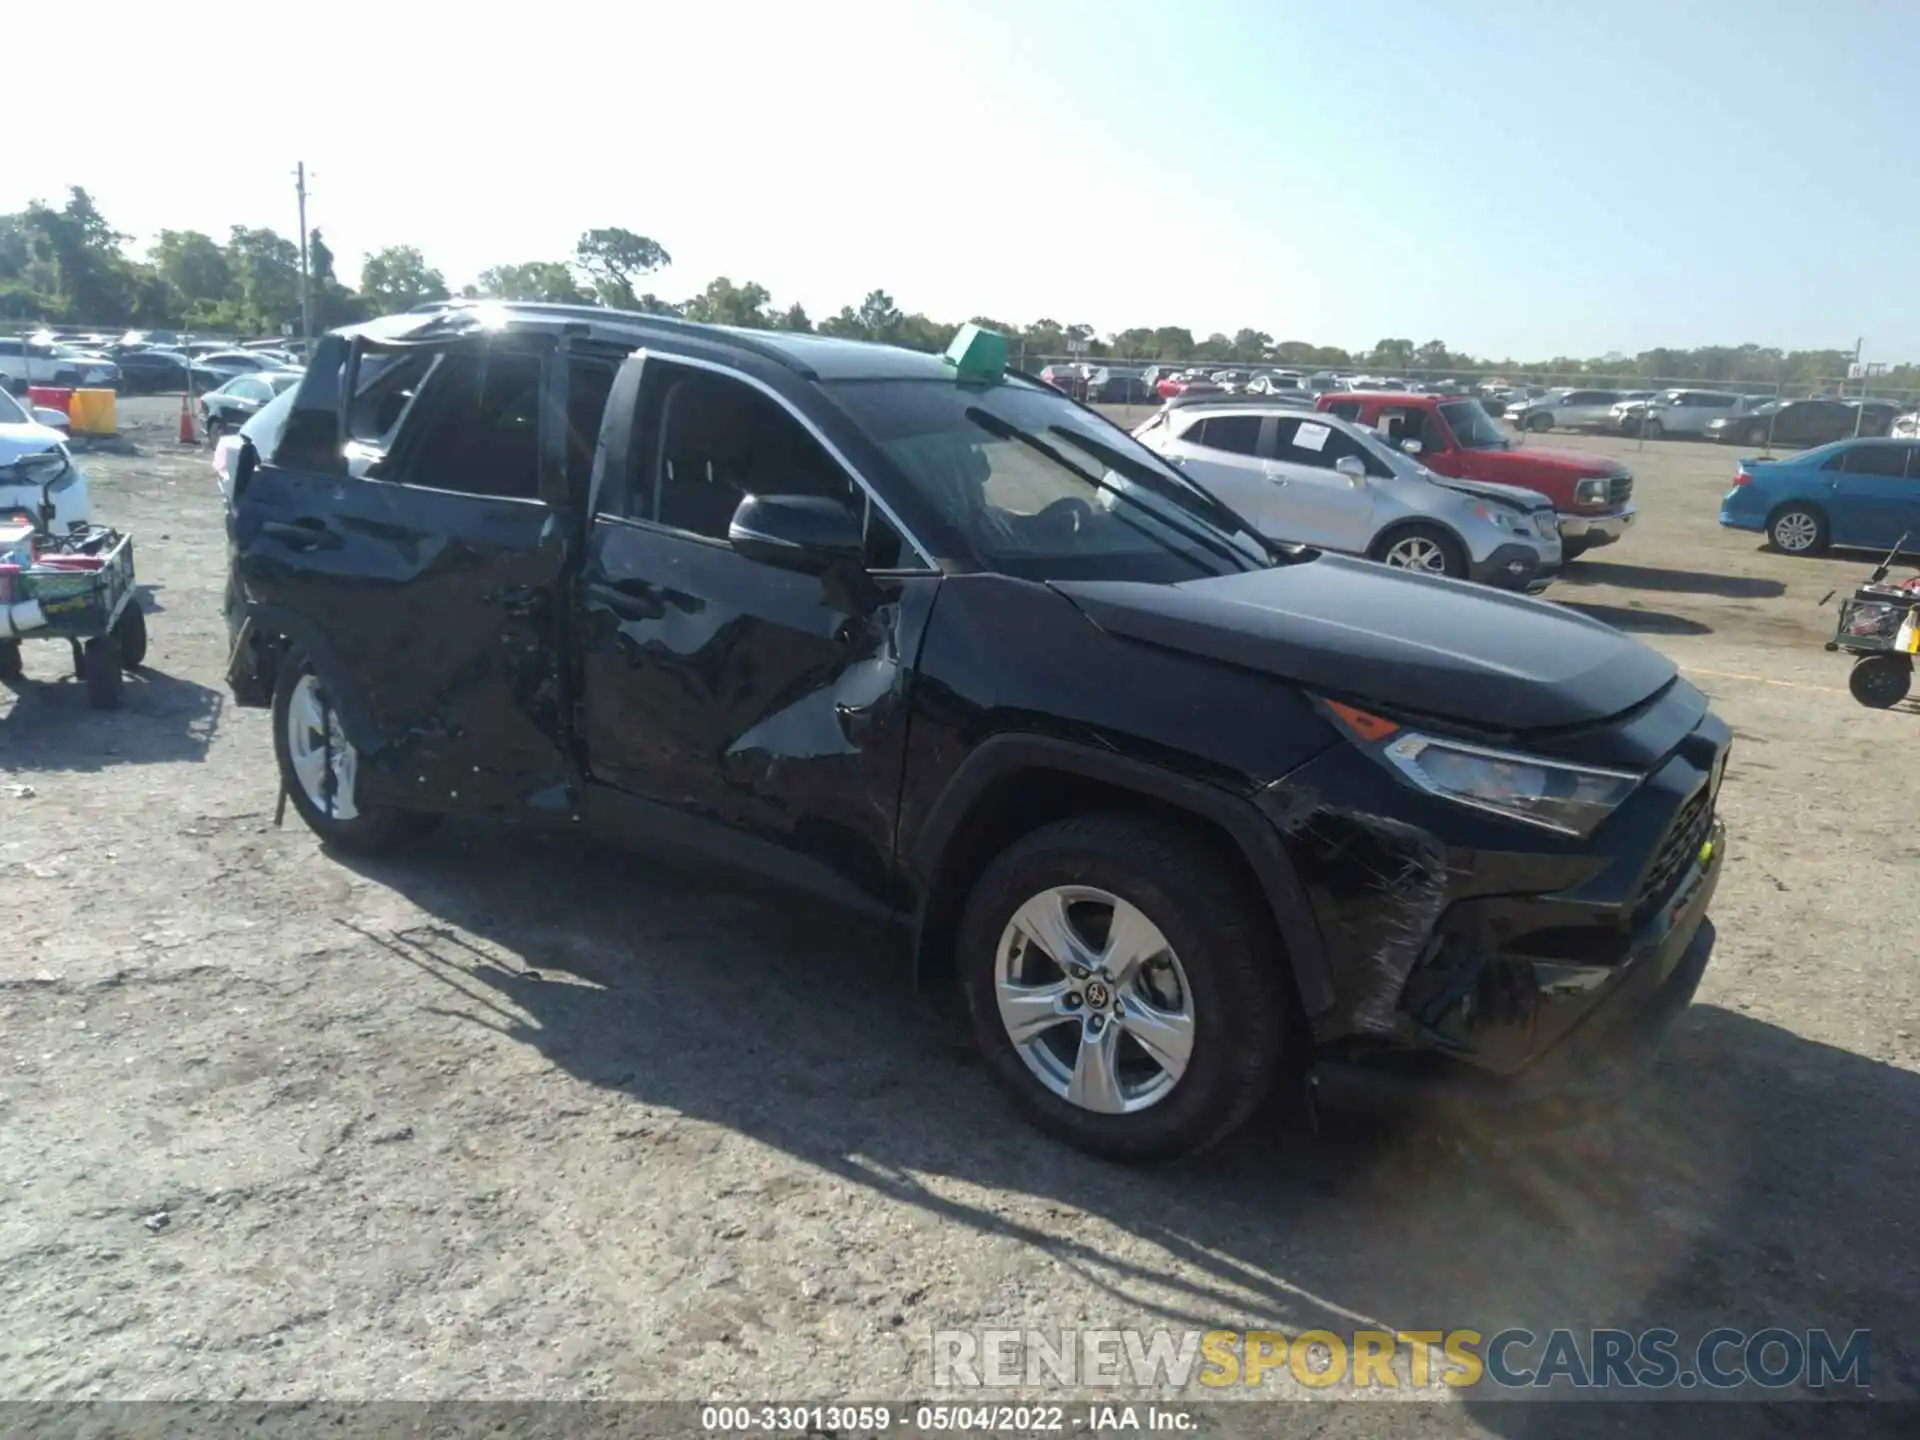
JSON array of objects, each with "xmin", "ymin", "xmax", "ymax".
[
  {"xmin": 83, "ymin": 635, "xmax": 122, "ymax": 710},
  {"xmin": 1560, "ymin": 536, "xmax": 1594, "ymax": 562},
  {"xmin": 958, "ymin": 814, "xmax": 1290, "ymax": 1163},
  {"xmin": 271, "ymin": 648, "xmax": 435, "ymax": 855},
  {"xmin": 1526, "ymin": 412, "xmax": 1553, "ymax": 432},
  {"xmin": 1372, "ymin": 523, "xmax": 1469, "ymax": 579},
  {"xmin": 112, "ymin": 600, "xmax": 147, "ymax": 670},
  {"xmin": 1849, "ymin": 655, "xmax": 1912, "ymax": 709},
  {"xmin": 204, "ymin": 416, "xmax": 223, "ymax": 446},
  {"xmin": 0, "ymin": 640, "xmax": 20, "ymax": 680},
  {"xmin": 1766, "ymin": 505, "xmax": 1828, "ymax": 556},
  {"xmin": 1645, "ymin": 418, "xmax": 1665, "ymax": 440}
]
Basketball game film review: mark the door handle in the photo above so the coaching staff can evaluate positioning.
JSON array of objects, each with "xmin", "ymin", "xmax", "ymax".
[{"xmin": 261, "ymin": 519, "xmax": 340, "ymax": 551}]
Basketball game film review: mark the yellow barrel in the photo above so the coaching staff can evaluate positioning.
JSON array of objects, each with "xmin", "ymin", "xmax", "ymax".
[{"xmin": 68, "ymin": 388, "xmax": 117, "ymax": 436}]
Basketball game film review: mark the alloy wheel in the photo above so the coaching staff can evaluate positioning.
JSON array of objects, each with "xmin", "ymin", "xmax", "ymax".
[
  {"xmin": 1772, "ymin": 511, "xmax": 1820, "ymax": 553},
  {"xmin": 285, "ymin": 673, "xmax": 361, "ymax": 820},
  {"xmin": 993, "ymin": 885, "xmax": 1194, "ymax": 1115},
  {"xmin": 1383, "ymin": 536, "xmax": 1448, "ymax": 574}
]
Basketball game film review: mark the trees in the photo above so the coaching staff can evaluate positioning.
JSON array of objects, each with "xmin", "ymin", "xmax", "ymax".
[
  {"xmin": 680, "ymin": 277, "xmax": 773, "ymax": 328},
  {"xmin": 475, "ymin": 261, "xmax": 592, "ymax": 303},
  {"xmin": 1369, "ymin": 338, "xmax": 1417, "ymax": 369},
  {"xmin": 575, "ymin": 227, "xmax": 670, "ymax": 308},
  {"xmin": 359, "ymin": 245, "xmax": 448, "ymax": 313}
]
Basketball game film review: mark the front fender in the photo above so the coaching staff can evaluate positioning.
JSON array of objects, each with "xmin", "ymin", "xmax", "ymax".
[{"xmin": 908, "ymin": 732, "xmax": 1336, "ymax": 1018}]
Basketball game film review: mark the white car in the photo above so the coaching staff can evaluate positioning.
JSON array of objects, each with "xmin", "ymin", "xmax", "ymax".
[
  {"xmin": 1507, "ymin": 388, "xmax": 1624, "ymax": 432},
  {"xmin": 0, "ymin": 387, "xmax": 91, "ymax": 531},
  {"xmin": 1613, "ymin": 389, "xmax": 1765, "ymax": 439},
  {"xmin": 1129, "ymin": 400, "xmax": 1562, "ymax": 590},
  {"xmin": 0, "ymin": 337, "xmax": 120, "ymax": 391}
]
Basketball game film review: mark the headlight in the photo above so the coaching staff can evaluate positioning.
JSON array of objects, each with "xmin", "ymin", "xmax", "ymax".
[
  {"xmin": 1322, "ymin": 700, "xmax": 1641, "ymax": 836},
  {"xmin": 1575, "ymin": 476, "xmax": 1610, "ymax": 503},
  {"xmin": 1383, "ymin": 734, "xmax": 1639, "ymax": 836},
  {"xmin": 1469, "ymin": 502, "xmax": 1530, "ymax": 536}
]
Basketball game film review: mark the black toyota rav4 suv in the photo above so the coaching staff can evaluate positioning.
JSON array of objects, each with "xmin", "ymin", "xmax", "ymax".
[{"xmin": 224, "ymin": 302, "xmax": 1729, "ymax": 1163}]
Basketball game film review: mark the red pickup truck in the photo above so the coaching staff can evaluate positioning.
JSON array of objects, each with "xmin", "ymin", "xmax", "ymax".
[{"xmin": 1317, "ymin": 392, "xmax": 1636, "ymax": 558}]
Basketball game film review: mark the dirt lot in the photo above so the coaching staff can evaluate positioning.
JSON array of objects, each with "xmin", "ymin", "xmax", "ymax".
[{"xmin": 2, "ymin": 398, "xmax": 1916, "ymax": 1429}]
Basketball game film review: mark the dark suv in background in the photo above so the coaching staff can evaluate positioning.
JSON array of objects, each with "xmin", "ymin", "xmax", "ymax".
[{"xmin": 224, "ymin": 303, "xmax": 1730, "ymax": 1162}]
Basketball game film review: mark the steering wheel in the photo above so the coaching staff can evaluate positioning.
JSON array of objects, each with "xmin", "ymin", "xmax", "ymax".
[{"xmin": 1034, "ymin": 496, "xmax": 1095, "ymax": 533}]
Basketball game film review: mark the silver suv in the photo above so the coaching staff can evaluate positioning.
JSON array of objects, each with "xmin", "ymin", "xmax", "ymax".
[{"xmin": 1131, "ymin": 400, "xmax": 1562, "ymax": 592}]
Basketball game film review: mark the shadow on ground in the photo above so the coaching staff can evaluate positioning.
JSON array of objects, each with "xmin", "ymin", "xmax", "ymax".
[
  {"xmin": 1561, "ymin": 563, "xmax": 1785, "ymax": 600},
  {"xmin": 332, "ymin": 828, "xmax": 1918, "ymax": 1432},
  {"xmin": 0, "ymin": 662, "xmax": 221, "ymax": 768},
  {"xmin": 1558, "ymin": 601, "xmax": 1712, "ymax": 637}
]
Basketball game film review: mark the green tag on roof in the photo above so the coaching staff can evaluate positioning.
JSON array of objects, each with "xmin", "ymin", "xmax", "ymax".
[{"xmin": 944, "ymin": 323, "xmax": 1006, "ymax": 384}]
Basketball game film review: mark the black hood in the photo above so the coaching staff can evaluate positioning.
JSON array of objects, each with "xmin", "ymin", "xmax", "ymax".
[{"xmin": 1052, "ymin": 554, "xmax": 1676, "ymax": 732}]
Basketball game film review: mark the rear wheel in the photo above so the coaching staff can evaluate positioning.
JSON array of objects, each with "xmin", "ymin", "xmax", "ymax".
[
  {"xmin": 959, "ymin": 815, "xmax": 1290, "ymax": 1163},
  {"xmin": 1849, "ymin": 655, "xmax": 1912, "ymax": 709},
  {"xmin": 271, "ymin": 649, "xmax": 435, "ymax": 854},
  {"xmin": 0, "ymin": 640, "xmax": 20, "ymax": 680},
  {"xmin": 1767, "ymin": 505, "xmax": 1827, "ymax": 555},
  {"xmin": 1374, "ymin": 524, "xmax": 1469, "ymax": 579}
]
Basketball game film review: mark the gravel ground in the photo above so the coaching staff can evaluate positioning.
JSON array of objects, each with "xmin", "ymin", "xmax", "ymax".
[{"xmin": 1, "ymin": 399, "xmax": 1916, "ymax": 1432}]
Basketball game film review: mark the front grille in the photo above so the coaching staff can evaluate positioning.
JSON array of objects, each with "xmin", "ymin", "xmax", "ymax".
[
  {"xmin": 1635, "ymin": 787, "xmax": 1713, "ymax": 918},
  {"xmin": 1533, "ymin": 510, "xmax": 1560, "ymax": 540},
  {"xmin": 1608, "ymin": 474, "xmax": 1634, "ymax": 507}
]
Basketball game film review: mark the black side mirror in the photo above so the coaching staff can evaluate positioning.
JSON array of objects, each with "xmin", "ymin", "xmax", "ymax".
[{"xmin": 728, "ymin": 494, "xmax": 864, "ymax": 574}]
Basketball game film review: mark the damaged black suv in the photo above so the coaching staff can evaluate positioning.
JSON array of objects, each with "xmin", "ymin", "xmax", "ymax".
[{"xmin": 225, "ymin": 302, "xmax": 1729, "ymax": 1162}]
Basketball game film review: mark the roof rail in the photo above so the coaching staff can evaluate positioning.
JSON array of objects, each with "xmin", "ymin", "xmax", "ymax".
[
  {"xmin": 1162, "ymin": 392, "xmax": 1318, "ymax": 411},
  {"xmin": 397, "ymin": 299, "xmax": 815, "ymax": 375}
]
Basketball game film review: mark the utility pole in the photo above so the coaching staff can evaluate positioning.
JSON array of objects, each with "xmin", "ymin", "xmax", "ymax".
[{"xmin": 294, "ymin": 161, "xmax": 312, "ymax": 346}]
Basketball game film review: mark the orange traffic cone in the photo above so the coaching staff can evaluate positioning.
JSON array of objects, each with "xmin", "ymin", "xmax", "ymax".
[{"xmin": 178, "ymin": 394, "xmax": 195, "ymax": 445}]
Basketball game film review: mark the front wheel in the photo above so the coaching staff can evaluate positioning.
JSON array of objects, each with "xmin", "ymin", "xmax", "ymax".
[
  {"xmin": 1645, "ymin": 418, "xmax": 1665, "ymax": 440},
  {"xmin": 1526, "ymin": 413, "xmax": 1553, "ymax": 432},
  {"xmin": 112, "ymin": 600, "xmax": 147, "ymax": 670},
  {"xmin": 1849, "ymin": 654, "xmax": 1912, "ymax": 709},
  {"xmin": 83, "ymin": 635, "xmax": 122, "ymax": 709},
  {"xmin": 1560, "ymin": 536, "xmax": 1594, "ymax": 562},
  {"xmin": 959, "ymin": 815, "xmax": 1289, "ymax": 1163},
  {"xmin": 1374, "ymin": 524, "xmax": 1469, "ymax": 579},
  {"xmin": 271, "ymin": 649, "xmax": 434, "ymax": 854},
  {"xmin": 1767, "ymin": 505, "xmax": 1827, "ymax": 555}
]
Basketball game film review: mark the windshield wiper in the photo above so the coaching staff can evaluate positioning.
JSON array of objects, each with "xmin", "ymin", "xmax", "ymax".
[{"xmin": 963, "ymin": 408, "xmax": 1261, "ymax": 569}]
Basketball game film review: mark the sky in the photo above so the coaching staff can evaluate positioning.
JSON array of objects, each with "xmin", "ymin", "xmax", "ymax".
[{"xmin": 7, "ymin": 0, "xmax": 1917, "ymax": 360}]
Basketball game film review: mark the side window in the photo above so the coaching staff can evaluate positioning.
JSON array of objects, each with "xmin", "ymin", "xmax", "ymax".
[
  {"xmin": 232, "ymin": 378, "xmax": 269, "ymax": 403},
  {"xmin": 1190, "ymin": 414, "xmax": 1262, "ymax": 456},
  {"xmin": 1376, "ymin": 409, "xmax": 1415, "ymax": 446},
  {"xmin": 1906, "ymin": 447, "xmax": 1920, "ymax": 480},
  {"xmin": 1324, "ymin": 400, "xmax": 1363, "ymax": 422},
  {"xmin": 387, "ymin": 349, "xmax": 545, "ymax": 500},
  {"xmin": 1419, "ymin": 411, "xmax": 1452, "ymax": 453},
  {"xmin": 1274, "ymin": 417, "xmax": 1359, "ymax": 470},
  {"xmin": 1841, "ymin": 445, "xmax": 1908, "ymax": 477},
  {"xmin": 630, "ymin": 366, "xmax": 903, "ymax": 562},
  {"xmin": 1701, "ymin": 394, "xmax": 1735, "ymax": 409},
  {"xmin": 0, "ymin": 340, "xmax": 20, "ymax": 357}
]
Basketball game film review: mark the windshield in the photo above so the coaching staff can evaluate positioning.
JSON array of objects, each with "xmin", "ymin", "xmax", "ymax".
[
  {"xmin": 827, "ymin": 378, "xmax": 1272, "ymax": 582},
  {"xmin": 1437, "ymin": 400, "xmax": 1509, "ymax": 449}
]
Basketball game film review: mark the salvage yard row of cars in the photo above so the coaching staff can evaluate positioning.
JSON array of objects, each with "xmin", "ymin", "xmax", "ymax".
[
  {"xmin": 203, "ymin": 301, "xmax": 1732, "ymax": 1164},
  {"xmin": 0, "ymin": 327, "xmax": 306, "ymax": 395}
]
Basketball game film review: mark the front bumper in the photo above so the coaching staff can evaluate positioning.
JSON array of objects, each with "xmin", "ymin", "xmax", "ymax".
[
  {"xmin": 1558, "ymin": 504, "xmax": 1635, "ymax": 546},
  {"xmin": 1468, "ymin": 540, "xmax": 1559, "ymax": 594},
  {"xmin": 1264, "ymin": 693, "xmax": 1729, "ymax": 1124}
]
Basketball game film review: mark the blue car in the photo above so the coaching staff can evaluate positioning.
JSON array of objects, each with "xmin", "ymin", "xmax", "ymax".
[{"xmin": 1719, "ymin": 438, "xmax": 1920, "ymax": 556}]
